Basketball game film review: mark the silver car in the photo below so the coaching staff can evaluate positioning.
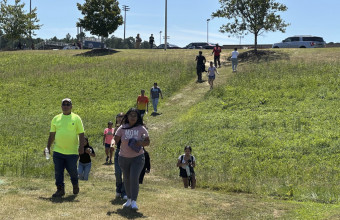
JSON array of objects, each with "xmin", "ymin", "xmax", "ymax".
[{"xmin": 272, "ymin": 35, "xmax": 326, "ymax": 48}]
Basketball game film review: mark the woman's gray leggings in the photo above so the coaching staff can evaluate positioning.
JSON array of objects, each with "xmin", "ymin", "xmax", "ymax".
[{"xmin": 118, "ymin": 154, "xmax": 145, "ymax": 201}]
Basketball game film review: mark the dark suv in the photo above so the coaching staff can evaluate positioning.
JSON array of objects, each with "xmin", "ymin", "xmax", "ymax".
[{"xmin": 185, "ymin": 42, "xmax": 216, "ymax": 49}]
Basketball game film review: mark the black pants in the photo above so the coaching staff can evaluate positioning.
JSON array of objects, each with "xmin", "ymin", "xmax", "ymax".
[
  {"xmin": 214, "ymin": 55, "xmax": 221, "ymax": 67},
  {"xmin": 196, "ymin": 66, "xmax": 203, "ymax": 82}
]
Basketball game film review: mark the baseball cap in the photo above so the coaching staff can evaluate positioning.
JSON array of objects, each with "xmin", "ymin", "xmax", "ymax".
[{"xmin": 61, "ymin": 98, "xmax": 72, "ymax": 104}]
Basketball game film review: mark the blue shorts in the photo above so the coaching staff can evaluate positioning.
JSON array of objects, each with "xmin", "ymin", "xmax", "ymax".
[
  {"xmin": 208, "ymin": 75, "xmax": 215, "ymax": 80},
  {"xmin": 105, "ymin": 143, "xmax": 111, "ymax": 148}
]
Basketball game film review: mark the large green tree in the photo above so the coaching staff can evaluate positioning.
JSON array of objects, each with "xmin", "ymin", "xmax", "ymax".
[
  {"xmin": 0, "ymin": 0, "xmax": 41, "ymax": 42},
  {"xmin": 77, "ymin": 0, "xmax": 123, "ymax": 47},
  {"xmin": 212, "ymin": 0, "xmax": 289, "ymax": 51}
]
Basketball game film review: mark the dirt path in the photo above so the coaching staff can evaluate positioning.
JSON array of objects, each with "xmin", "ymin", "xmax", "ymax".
[
  {"xmin": 93, "ymin": 54, "xmax": 234, "ymax": 179},
  {"xmin": 146, "ymin": 54, "xmax": 233, "ymax": 137}
]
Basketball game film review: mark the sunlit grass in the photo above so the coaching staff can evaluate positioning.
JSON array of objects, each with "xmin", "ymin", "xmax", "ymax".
[
  {"xmin": 0, "ymin": 49, "xmax": 197, "ymax": 177},
  {"xmin": 154, "ymin": 48, "xmax": 340, "ymax": 203}
]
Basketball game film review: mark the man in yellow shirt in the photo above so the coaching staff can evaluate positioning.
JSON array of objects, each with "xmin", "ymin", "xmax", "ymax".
[{"xmin": 46, "ymin": 98, "xmax": 85, "ymax": 197}]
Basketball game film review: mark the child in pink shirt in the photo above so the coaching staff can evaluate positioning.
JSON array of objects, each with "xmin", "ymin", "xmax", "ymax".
[{"xmin": 103, "ymin": 121, "xmax": 115, "ymax": 164}]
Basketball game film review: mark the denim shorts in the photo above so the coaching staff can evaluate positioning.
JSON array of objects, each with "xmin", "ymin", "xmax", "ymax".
[
  {"xmin": 208, "ymin": 75, "xmax": 215, "ymax": 80},
  {"xmin": 105, "ymin": 143, "xmax": 111, "ymax": 148}
]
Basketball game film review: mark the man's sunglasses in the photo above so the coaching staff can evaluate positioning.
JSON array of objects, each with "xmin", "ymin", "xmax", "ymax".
[{"xmin": 62, "ymin": 103, "xmax": 71, "ymax": 106}]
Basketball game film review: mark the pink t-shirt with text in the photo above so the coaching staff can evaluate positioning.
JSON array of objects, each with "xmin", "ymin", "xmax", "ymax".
[
  {"xmin": 104, "ymin": 128, "xmax": 115, "ymax": 144},
  {"xmin": 115, "ymin": 124, "xmax": 149, "ymax": 158}
]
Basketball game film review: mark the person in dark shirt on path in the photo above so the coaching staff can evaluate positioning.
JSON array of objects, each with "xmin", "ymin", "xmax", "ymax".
[
  {"xmin": 195, "ymin": 51, "xmax": 206, "ymax": 83},
  {"xmin": 149, "ymin": 34, "xmax": 154, "ymax": 49}
]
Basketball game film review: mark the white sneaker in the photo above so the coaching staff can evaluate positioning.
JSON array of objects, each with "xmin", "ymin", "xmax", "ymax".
[
  {"xmin": 123, "ymin": 199, "xmax": 131, "ymax": 208},
  {"xmin": 115, "ymin": 192, "xmax": 121, "ymax": 198},
  {"xmin": 123, "ymin": 195, "xmax": 128, "ymax": 200},
  {"xmin": 131, "ymin": 200, "xmax": 138, "ymax": 210}
]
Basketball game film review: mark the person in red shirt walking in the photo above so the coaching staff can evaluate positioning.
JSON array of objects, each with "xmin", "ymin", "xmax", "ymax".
[
  {"xmin": 136, "ymin": 90, "xmax": 149, "ymax": 118},
  {"xmin": 212, "ymin": 43, "xmax": 222, "ymax": 68}
]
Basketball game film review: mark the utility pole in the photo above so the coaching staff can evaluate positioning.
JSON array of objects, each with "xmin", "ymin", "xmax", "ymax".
[
  {"xmin": 207, "ymin": 19, "xmax": 210, "ymax": 43},
  {"xmin": 164, "ymin": 0, "xmax": 167, "ymax": 50},
  {"xmin": 30, "ymin": 0, "xmax": 32, "ymax": 47},
  {"xmin": 122, "ymin": 5, "xmax": 130, "ymax": 41}
]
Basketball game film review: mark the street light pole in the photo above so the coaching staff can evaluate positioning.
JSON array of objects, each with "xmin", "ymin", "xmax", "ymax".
[
  {"xmin": 122, "ymin": 5, "xmax": 130, "ymax": 41},
  {"xmin": 164, "ymin": 0, "xmax": 167, "ymax": 50},
  {"xmin": 239, "ymin": 36, "xmax": 244, "ymax": 45},
  {"xmin": 159, "ymin": 31, "xmax": 162, "ymax": 45},
  {"xmin": 206, "ymin": 19, "xmax": 210, "ymax": 43}
]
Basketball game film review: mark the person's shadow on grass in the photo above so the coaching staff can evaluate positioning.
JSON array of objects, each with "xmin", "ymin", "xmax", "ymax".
[
  {"xmin": 107, "ymin": 208, "xmax": 145, "ymax": 219},
  {"xmin": 110, "ymin": 197, "xmax": 125, "ymax": 205},
  {"xmin": 38, "ymin": 195, "xmax": 79, "ymax": 203},
  {"xmin": 150, "ymin": 112, "xmax": 162, "ymax": 117}
]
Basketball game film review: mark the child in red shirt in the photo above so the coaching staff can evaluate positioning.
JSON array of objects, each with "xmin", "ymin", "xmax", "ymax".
[{"xmin": 136, "ymin": 89, "xmax": 149, "ymax": 117}]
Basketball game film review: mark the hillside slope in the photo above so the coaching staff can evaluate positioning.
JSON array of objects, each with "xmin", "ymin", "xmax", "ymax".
[{"xmin": 1, "ymin": 49, "xmax": 340, "ymax": 219}]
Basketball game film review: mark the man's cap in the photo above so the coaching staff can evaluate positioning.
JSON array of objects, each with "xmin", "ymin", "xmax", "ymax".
[{"xmin": 61, "ymin": 98, "xmax": 72, "ymax": 104}]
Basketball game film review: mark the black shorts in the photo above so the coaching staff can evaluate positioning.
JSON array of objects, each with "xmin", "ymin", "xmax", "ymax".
[
  {"xmin": 179, "ymin": 167, "xmax": 195, "ymax": 178},
  {"xmin": 139, "ymin": 110, "xmax": 146, "ymax": 115}
]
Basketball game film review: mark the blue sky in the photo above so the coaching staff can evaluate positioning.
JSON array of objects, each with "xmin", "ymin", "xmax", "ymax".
[{"xmin": 23, "ymin": 0, "xmax": 340, "ymax": 47}]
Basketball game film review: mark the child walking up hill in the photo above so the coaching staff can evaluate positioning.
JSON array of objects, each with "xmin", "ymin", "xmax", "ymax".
[{"xmin": 177, "ymin": 146, "xmax": 196, "ymax": 189}]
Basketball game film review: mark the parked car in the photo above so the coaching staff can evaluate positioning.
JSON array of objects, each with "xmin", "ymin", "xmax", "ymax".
[
  {"xmin": 83, "ymin": 40, "xmax": 105, "ymax": 49},
  {"xmin": 185, "ymin": 42, "xmax": 215, "ymax": 49},
  {"xmin": 63, "ymin": 45, "xmax": 79, "ymax": 50},
  {"xmin": 272, "ymin": 35, "xmax": 326, "ymax": 48},
  {"xmin": 203, "ymin": 43, "xmax": 216, "ymax": 49},
  {"xmin": 157, "ymin": 43, "xmax": 180, "ymax": 49}
]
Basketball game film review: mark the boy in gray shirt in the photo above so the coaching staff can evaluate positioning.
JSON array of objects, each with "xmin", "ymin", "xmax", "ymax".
[{"xmin": 150, "ymin": 82, "xmax": 163, "ymax": 114}]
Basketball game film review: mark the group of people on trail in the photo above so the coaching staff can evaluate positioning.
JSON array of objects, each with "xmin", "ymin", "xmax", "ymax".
[
  {"xmin": 43, "ymin": 44, "xmax": 241, "ymax": 210},
  {"xmin": 135, "ymin": 34, "xmax": 155, "ymax": 49},
  {"xmin": 135, "ymin": 83, "xmax": 163, "ymax": 116},
  {"xmin": 45, "ymin": 82, "xmax": 162, "ymax": 210},
  {"xmin": 195, "ymin": 45, "xmax": 240, "ymax": 88}
]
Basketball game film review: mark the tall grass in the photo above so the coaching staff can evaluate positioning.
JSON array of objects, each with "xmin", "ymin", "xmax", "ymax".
[
  {"xmin": 154, "ymin": 49, "xmax": 340, "ymax": 203},
  {"xmin": 0, "ymin": 49, "xmax": 196, "ymax": 177}
]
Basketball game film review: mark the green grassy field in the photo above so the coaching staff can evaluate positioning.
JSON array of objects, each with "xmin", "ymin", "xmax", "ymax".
[
  {"xmin": 154, "ymin": 48, "xmax": 340, "ymax": 203},
  {"xmin": 0, "ymin": 49, "xmax": 195, "ymax": 177},
  {"xmin": 2, "ymin": 48, "xmax": 340, "ymax": 219}
]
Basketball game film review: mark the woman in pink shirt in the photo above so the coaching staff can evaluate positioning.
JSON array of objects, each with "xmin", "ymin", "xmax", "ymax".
[
  {"xmin": 103, "ymin": 121, "xmax": 115, "ymax": 164},
  {"xmin": 114, "ymin": 108, "xmax": 150, "ymax": 210}
]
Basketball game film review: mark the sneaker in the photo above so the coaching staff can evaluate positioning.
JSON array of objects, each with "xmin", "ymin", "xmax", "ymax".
[
  {"xmin": 73, "ymin": 184, "xmax": 79, "ymax": 195},
  {"xmin": 123, "ymin": 199, "xmax": 132, "ymax": 208},
  {"xmin": 115, "ymin": 192, "xmax": 121, "ymax": 198},
  {"xmin": 109, "ymin": 160, "xmax": 112, "ymax": 164},
  {"xmin": 131, "ymin": 200, "xmax": 138, "ymax": 210},
  {"xmin": 123, "ymin": 195, "xmax": 128, "ymax": 200},
  {"xmin": 52, "ymin": 185, "xmax": 65, "ymax": 198}
]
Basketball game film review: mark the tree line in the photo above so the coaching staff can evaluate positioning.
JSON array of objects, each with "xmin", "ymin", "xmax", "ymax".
[{"xmin": 1, "ymin": 0, "xmax": 289, "ymax": 51}]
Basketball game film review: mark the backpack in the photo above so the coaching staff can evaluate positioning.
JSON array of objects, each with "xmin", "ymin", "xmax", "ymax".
[{"xmin": 180, "ymin": 155, "xmax": 193, "ymax": 164}]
